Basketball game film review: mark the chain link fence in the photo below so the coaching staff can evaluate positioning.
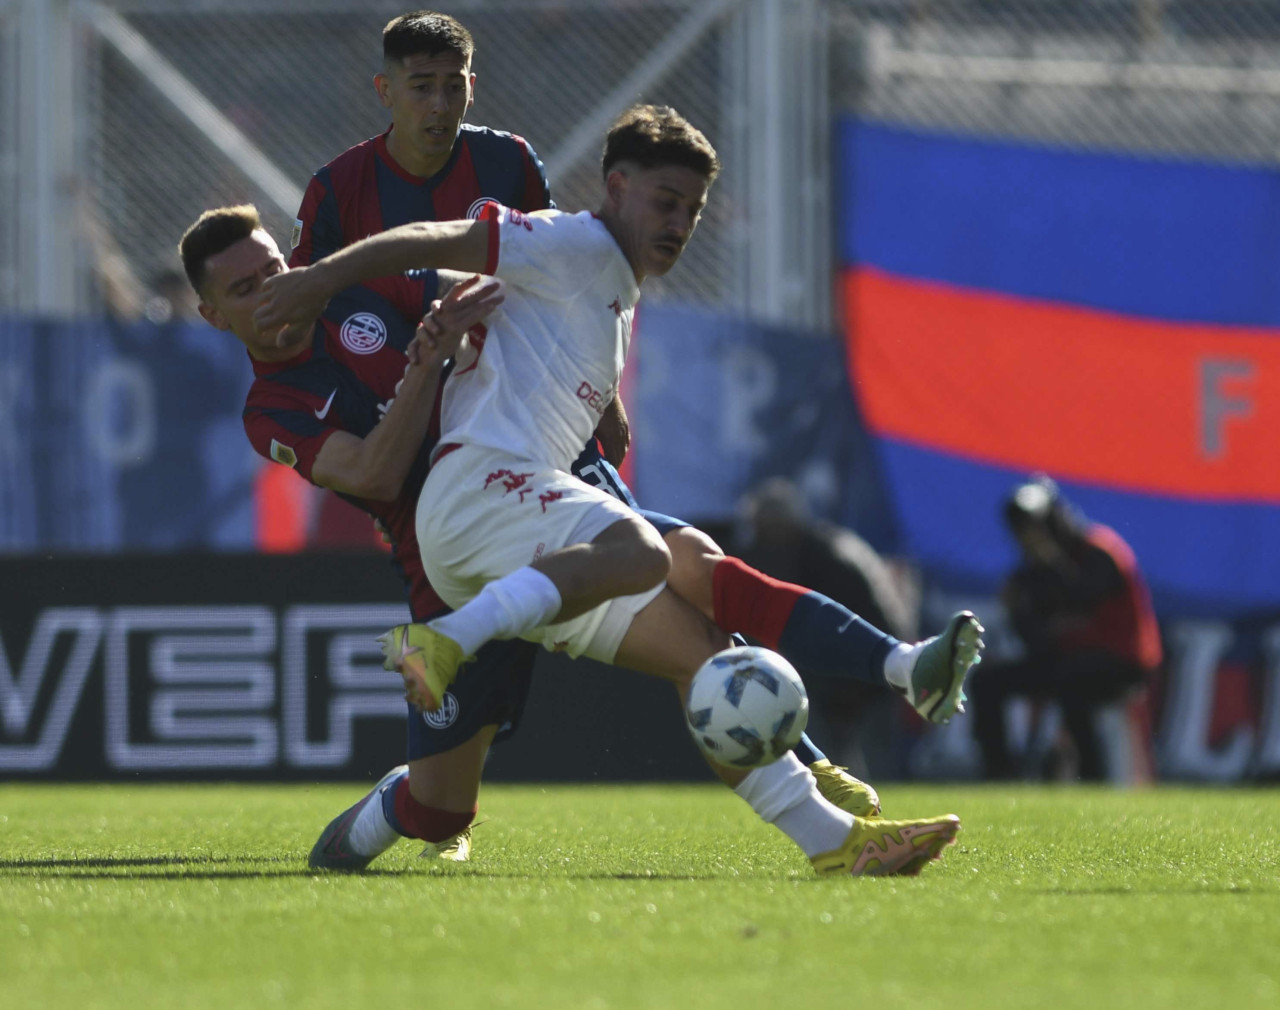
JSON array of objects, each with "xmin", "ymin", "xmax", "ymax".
[
  {"xmin": 75, "ymin": 0, "xmax": 741, "ymax": 314},
  {"xmin": 8, "ymin": 1, "xmax": 1280, "ymax": 316},
  {"xmin": 833, "ymin": 0, "xmax": 1280, "ymax": 164}
]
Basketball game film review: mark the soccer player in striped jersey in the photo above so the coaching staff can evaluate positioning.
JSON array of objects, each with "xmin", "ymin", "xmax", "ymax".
[{"xmin": 289, "ymin": 14, "xmax": 549, "ymax": 270}]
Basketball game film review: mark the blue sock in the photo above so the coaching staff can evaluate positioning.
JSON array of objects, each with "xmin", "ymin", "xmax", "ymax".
[
  {"xmin": 777, "ymin": 591, "xmax": 900, "ymax": 688},
  {"xmin": 732, "ymin": 633, "xmax": 827, "ymax": 765},
  {"xmin": 793, "ymin": 734, "xmax": 825, "ymax": 765}
]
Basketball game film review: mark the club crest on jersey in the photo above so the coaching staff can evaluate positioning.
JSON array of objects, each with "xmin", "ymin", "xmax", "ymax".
[
  {"xmin": 290, "ymin": 218, "xmax": 303, "ymax": 249},
  {"xmin": 421, "ymin": 692, "xmax": 460, "ymax": 729},
  {"xmin": 269, "ymin": 439, "xmax": 298, "ymax": 468},
  {"xmin": 340, "ymin": 312, "xmax": 387, "ymax": 355},
  {"xmin": 466, "ymin": 198, "xmax": 497, "ymax": 220}
]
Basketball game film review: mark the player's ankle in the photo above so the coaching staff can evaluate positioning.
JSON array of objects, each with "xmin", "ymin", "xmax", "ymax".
[
  {"xmin": 391, "ymin": 778, "xmax": 477, "ymax": 843},
  {"xmin": 882, "ymin": 642, "xmax": 918, "ymax": 691}
]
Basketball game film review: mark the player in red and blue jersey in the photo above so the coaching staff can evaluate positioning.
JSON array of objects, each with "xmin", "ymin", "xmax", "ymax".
[
  {"xmin": 183, "ymin": 203, "xmax": 525, "ymax": 862},
  {"xmin": 245, "ymin": 12, "xmax": 983, "ymax": 871},
  {"xmin": 289, "ymin": 99, "xmax": 549, "ymax": 268}
]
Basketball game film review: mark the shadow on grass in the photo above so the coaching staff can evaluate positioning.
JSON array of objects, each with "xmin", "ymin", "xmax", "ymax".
[
  {"xmin": 1033, "ymin": 885, "xmax": 1266, "ymax": 896},
  {"xmin": 7, "ymin": 869, "xmax": 412, "ymax": 880},
  {"xmin": 0, "ymin": 856, "xmax": 777, "ymax": 883},
  {"xmin": 1, "ymin": 856, "xmax": 250, "ymax": 869},
  {"xmin": 0, "ymin": 855, "xmax": 341, "ymax": 880}
]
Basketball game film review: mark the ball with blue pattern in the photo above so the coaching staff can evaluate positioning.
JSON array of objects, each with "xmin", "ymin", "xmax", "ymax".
[{"xmin": 684, "ymin": 646, "xmax": 809, "ymax": 769}]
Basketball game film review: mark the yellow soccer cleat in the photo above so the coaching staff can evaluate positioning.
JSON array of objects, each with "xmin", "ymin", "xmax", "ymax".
[
  {"xmin": 809, "ymin": 759, "xmax": 881, "ymax": 818},
  {"xmin": 811, "ymin": 813, "xmax": 961, "ymax": 877},
  {"xmin": 420, "ymin": 825, "xmax": 472, "ymax": 863},
  {"xmin": 377, "ymin": 623, "xmax": 470, "ymax": 713}
]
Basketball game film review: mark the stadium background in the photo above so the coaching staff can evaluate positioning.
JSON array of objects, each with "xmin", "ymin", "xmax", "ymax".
[{"xmin": 1, "ymin": 0, "xmax": 1277, "ymax": 783}]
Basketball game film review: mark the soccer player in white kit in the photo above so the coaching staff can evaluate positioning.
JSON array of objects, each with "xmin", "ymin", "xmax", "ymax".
[{"xmin": 256, "ymin": 105, "xmax": 967, "ymax": 877}]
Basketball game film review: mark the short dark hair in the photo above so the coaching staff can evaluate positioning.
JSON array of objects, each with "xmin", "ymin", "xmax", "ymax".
[
  {"xmin": 602, "ymin": 104, "xmax": 720, "ymax": 181},
  {"xmin": 178, "ymin": 204, "xmax": 262, "ymax": 297},
  {"xmin": 383, "ymin": 10, "xmax": 474, "ymax": 65}
]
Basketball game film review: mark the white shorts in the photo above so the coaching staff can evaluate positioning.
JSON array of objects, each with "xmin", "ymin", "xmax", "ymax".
[{"xmin": 415, "ymin": 444, "xmax": 664, "ymax": 663}]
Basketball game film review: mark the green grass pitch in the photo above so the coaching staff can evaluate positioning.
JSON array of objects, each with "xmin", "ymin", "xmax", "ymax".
[{"xmin": 2, "ymin": 782, "xmax": 1278, "ymax": 1009}]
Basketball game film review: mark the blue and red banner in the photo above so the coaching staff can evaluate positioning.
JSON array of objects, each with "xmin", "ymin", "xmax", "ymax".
[{"xmin": 840, "ymin": 119, "xmax": 1280, "ymax": 615}]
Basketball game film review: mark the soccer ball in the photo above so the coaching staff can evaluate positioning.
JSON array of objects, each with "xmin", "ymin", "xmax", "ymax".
[{"xmin": 684, "ymin": 646, "xmax": 809, "ymax": 769}]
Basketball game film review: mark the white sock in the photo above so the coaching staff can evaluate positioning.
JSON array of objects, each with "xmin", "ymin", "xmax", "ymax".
[
  {"xmin": 348, "ymin": 773, "xmax": 405, "ymax": 856},
  {"xmin": 882, "ymin": 642, "xmax": 920, "ymax": 691},
  {"xmin": 429, "ymin": 567, "xmax": 562, "ymax": 657},
  {"xmin": 734, "ymin": 752, "xmax": 854, "ymax": 857}
]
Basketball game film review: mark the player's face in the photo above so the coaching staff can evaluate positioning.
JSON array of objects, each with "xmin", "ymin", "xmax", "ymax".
[
  {"xmin": 608, "ymin": 165, "xmax": 710, "ymax": 281},
  {"xmin": 197, "ymin": 230, "xmax": 288, "ymax": 353},
  {"xmin": 376, "ymin": 51, "xmax": 475, "ymax": 175}
]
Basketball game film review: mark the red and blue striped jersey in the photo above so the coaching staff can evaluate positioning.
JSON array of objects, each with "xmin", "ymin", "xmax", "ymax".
[
  {"xmin": 242, "ymin": 272, "xmax": 449, "ymax": 619},
  {"xmin": 290, "ymin": 124, "xmax": 552, "ymax": 268}
]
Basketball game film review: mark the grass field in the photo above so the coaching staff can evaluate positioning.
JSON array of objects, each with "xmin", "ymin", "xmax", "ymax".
[{"xmin": 2, "ymin": 782, "xmax": 1278, "ymax": 1009}]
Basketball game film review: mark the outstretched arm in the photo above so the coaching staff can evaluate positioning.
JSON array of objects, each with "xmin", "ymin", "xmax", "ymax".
[
  {"xmin": 255, "ymin": 218, "xmax": 491, "ymax": 334},
  {"xmin": 310, "ymin": 276, "xmax": 501, "ymax": 500}
]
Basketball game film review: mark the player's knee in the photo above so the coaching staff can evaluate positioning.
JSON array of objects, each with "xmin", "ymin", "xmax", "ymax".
[
  {"xmin": 664, "ymin": 525, "xmax": 724, "ymax": 618},
  {"xmin": 593, "ymin": 515, "xmax": 671, "ymax": 594},
  {"xmin": 664, "ymin": 524, "xmax": 724, "ymax": 563},
  {"xmin": 629, "ymin": 520, "xmax": 672, "ymax": 591}
]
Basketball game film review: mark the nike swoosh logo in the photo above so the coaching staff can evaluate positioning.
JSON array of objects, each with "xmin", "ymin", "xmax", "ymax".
[{"xmin": 314, "ymin": 389, "xmax": 337, "ymax": 419}]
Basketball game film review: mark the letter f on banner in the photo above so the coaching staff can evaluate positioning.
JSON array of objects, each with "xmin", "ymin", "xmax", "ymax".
[{"xmin": 1199, "ymin": 357, "xmax": 1255, "ymax": 459}]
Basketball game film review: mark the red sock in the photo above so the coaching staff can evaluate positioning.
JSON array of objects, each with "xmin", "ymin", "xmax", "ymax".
[
  {"xmin": 711, "ymin": 556, "xmax": 807, "ymax": 650},
  {"xmin": 392, "ymin": 778, "xmax": 477, "ymax": 843}
]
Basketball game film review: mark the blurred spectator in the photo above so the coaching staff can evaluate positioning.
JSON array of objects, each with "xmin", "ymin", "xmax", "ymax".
[
  {"xmin": 734, "ymin": 477, "xmax": 918, "ymax": 776},
  {"xmin": 735, "ymin": 477, "xmax": 916, "ymax": 641},
  {"xmin": 970, "ymin": 475, "xmax": 1162, "ymax": 781}
]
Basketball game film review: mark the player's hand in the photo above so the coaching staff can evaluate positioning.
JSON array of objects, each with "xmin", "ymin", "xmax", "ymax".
[
  {"xmin": 255, "ymin": 265, "xmax": 331, "ymax": 339},
  {"xmin": 409, "ymin": 275, "xmax": 503, "ymax": 367}
]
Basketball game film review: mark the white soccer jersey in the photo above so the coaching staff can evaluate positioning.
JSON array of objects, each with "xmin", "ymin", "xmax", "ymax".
[{"xmin": 438, "ymin": 205, "xmax": 640, "ymax": 469}]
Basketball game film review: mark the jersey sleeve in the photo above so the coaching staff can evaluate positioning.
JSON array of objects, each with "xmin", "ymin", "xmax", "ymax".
[
  {"xmin": 363, "ymin": 270, "xmax": 441, "ymax": 324},
  {"xmin": 289, "ymin": 172, "xmax": 343, "ymax": 268},
  {"xmin": 513, "ymin": 134, "xmax": 553, "ymax": 211},
  {"xmin": 243, "ymin": 397, "xmax": 340, "ymax": 485},
  {"xmin": 483, "ymin": 204, "xmax": 609, "ymax": 300}
]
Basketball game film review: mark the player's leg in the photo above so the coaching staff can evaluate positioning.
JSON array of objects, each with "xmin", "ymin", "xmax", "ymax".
[
  {"xmin": 400, "ymin": 728, "xmax": 494, "ymax": 859},
  {"xmin": 424, "ymin": 514, "xmax": 665, "ymax": 657},
  {"xmin": 606, "ymin": 588, "xmax": 961, "ymax": 877},
  {"xmin": 388, "ymin": 451, "xmax": 671, "ymax": 711},
  {"xmin": 651, "ymin": 519, "xmax": 874, "ymax": 813},
  {"xmin": 307, "ymin": 731, "xmax": 491, "ymax": 871},
  {"xmin": 311, "ymin": 637, "xmax": 536, "ymax": 870},
  {"xmin": 660, "ymin": 523, "xmax": 984, "ymax": 725},
  {"xmin": 571, "ymin": 455, "xmax": 945, "ymax": 710}
]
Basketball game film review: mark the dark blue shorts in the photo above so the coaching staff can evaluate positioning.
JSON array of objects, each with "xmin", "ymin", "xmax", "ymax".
[
  {"xmin": 404, "ymin": 636, "xmax": 537, "ymax": 760},
  {"xmin": 403, "ymin": 442, "xmax": 687, "ymax": 759}
]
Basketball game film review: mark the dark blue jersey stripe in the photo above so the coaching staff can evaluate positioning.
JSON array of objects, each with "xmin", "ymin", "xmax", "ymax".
[
  {"xmin": 463, "ymin": 127, "xmax": 532, "ymax": 210},
  {"xmin": 306, "ymin": 167, "xmax": 344, "ymax": 264}
]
